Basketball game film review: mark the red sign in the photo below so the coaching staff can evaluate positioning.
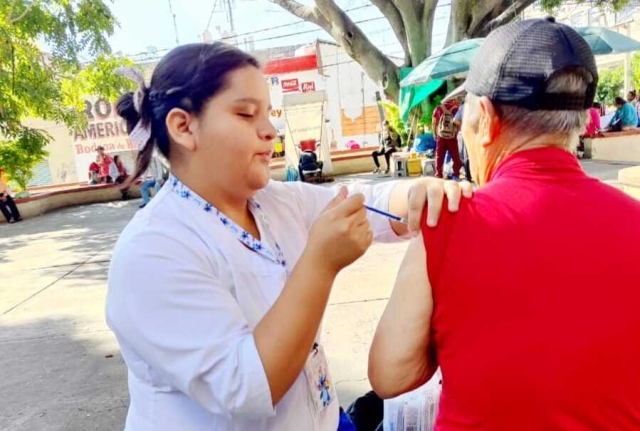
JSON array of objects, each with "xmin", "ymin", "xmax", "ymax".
[
  {"xmin": 301, "ymin": 81, "xmax": 316, "ymax": 93},
  {"xmin": 281, "ymin": 78, "xmax": 299, "ymax": 93}
]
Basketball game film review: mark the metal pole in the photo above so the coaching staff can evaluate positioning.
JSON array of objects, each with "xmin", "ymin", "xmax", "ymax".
[
  {"xmin": 227, "ymin": 0, "xmax": 235, "ymax": 32},
  {"xmin": 167, "ymin": 0, "xmax": 180, "ymax": 45},
  {"xmin": 626, "ymin": 23, "xmax": 632, "ymax": 93}
]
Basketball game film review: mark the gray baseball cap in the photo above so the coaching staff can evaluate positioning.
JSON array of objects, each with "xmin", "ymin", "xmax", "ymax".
[{"xmin": 449, "ymin": 17, "xmax": 598, "ymax": 110}]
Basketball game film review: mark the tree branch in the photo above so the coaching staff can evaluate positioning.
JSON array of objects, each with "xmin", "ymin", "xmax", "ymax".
[
  {"xmin": 369, "ymin": 0, "xmax": 409, "ymax": 65},
  {"xmin": 6, "ymin": 0, "xmax": 17, "ymax": 24},
  {"xmin": 9, "ymin": 0, "xmax": 39, "ymax": 24},
  {"xmin": 269, "ymin": 0, "xmax": 330, "ymax": 28},
  {"xmin": 270, "ymin": 0, "xmax": 401, "ymax": 101},
  {"xmin": 392, "ymin": 0, "xmax": 423, "ymax": 18},
  {"xmin": 477, "ymin": 0, "xmax": 536, "ymax": 37}
]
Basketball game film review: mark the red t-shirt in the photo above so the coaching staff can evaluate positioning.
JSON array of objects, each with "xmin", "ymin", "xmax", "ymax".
[
  {"xmin": 423, "ymin": 147, "xmax": 640, "ymax": 431},
  {"xmin": 433, "ymin": 101, "xmax": 459, "ymax": 142},
  {"xmin": 584, "ymin": 107, "xmax": 601, "ymax": 137},
  {"xmin": 99, "ymin": 155, "xmax": 112, "ymax": 177}
]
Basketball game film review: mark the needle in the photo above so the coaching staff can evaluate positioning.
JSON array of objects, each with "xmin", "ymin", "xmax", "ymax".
[{"xmin": 364, "ymin": 205, "xmax": 409, "ymax": 224}]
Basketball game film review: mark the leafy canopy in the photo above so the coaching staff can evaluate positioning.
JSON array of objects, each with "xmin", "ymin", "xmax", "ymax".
[{"xmin": 0, "ymin": 0, "xmax": 133, "ymax": 190}]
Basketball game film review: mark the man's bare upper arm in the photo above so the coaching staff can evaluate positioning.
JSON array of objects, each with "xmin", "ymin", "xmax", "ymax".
[{"xmin": 369, "ymin": 235, "xmax": 435, "ymax": 398}]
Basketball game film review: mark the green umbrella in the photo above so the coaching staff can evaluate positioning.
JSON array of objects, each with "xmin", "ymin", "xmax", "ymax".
[
  {"xmin": 400, "ymin": 39, "xmax": 484, "ymax": 88},
  {"xmin": 575, "ymin": 26, "xmax": 640, "ymax": 55}
]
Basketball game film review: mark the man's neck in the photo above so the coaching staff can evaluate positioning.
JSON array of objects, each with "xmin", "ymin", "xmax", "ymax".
[{"xmin": 479, "ymin": 133, "xmax": 574, "ymax": 185}]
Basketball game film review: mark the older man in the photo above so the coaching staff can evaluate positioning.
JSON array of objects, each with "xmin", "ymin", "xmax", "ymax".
[{"xmin": 369, "ymin": 17, "xmax": 640, "ymax": 430}]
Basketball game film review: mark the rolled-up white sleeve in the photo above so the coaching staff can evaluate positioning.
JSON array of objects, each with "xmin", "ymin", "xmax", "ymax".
[
  {"xmin": 106, "ymin": 228, "xmax": 275, "ymax": 419},
  {"xmin": 285, "ymin": 180, "xmax": 402, "ymax": 243}
]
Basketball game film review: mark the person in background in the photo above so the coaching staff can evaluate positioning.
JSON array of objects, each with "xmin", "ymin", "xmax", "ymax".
[
  {"xmin": 453, "ymin": 102, "xmax": 472, "ymax": 182},
  {"xmin": 0, "ymin": 170, "xmax": 22, "ymax": 224},
  {"xmin": 138, "ymin": 151, "xmax": 166, "ymax": 209},
  {"xmin": 371, "ymin": 120, "xmax": 399, "ymax": 174},
  {"xmin": 97, "ymin": 146, "xmax": 113, "ymax": 183},
  {"xmin": 110, "ymin": 155, "xmax": 131, "ymax": 200},
  {"xmin": 586, "ymin": 102, "xmax": 602, "ymax": 136},
  {"xmin": 414, "ymin": 125, "xmax": 436, "ymax": 157},
  {"xmin": 608, "ymin": 96, "xmax": 638, "ymax": 131},
  {"xmin": 369, "ymin": 17, "xmax": 640, "ymax": 431},
  {"xmin": 433, "ymin": 98, "xmax": 462, "ymax": 179},
  {"xmin": 88, "ymin": 156, "xmax": 101, "ymax": 184},
  {"xmin": 577, "ymin": 102, "xmax": 602, "ymax": 158},
  {"xmin": 627, "ymin": 90, "xmax": 638, "ymax": 109}
]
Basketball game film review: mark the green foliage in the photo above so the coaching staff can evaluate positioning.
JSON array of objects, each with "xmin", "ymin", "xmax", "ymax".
[
  {"xmin": 541, "ymin": 0, "xmax": 631, "ymax": 11},
  {"xmin": 631, "ymin": 52, "xmax": 640, "ymax": 92},
  {"xmin": 379, "ymin": 101, "xmax": 408, "ymax": 145},
  {"xmin": 0, "ymin": 127, "xmax": 50, "ymax": 191},
  {"xmin": 596, "ymin": 66, "xmax": 624, "ymax": 105},
  {"xmin": 0, "ymin": 0, "xmax": 134, "ymax": 189}
]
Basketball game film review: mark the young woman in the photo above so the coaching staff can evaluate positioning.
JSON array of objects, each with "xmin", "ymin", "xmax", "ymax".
[{"xmin": 107, "ymin": 42, "xmax": 470, "ymax": 431}]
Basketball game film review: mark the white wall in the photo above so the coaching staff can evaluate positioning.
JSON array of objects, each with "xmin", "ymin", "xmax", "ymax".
[
  {"xmin": 318, "ymin": 42, "xmax": 384, "ymax": 149},
  {"xmin": 266, "ymin": 42, "xmax": 386, "ymax": 150},
  {"xmin": 268, "ymin": 69, "xmax": 325, "ymax": 135}
]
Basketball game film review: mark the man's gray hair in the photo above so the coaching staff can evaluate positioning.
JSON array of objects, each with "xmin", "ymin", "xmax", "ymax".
[{"xmin": 466, "ymin": 68, "xmax": 592, "ymax": 148}]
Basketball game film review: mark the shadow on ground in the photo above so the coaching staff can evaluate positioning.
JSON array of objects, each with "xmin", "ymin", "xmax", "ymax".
[
  {"xmin": 0, "ymin": 317, "xmax": 128, "ymax": 431},
  {"xmin": 0, "ymin": 200, "xmax": 138, "ymax": 268}
]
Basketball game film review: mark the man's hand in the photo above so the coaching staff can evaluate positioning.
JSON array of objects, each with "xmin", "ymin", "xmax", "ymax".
[{"xmin": 407, "ymin": 178, "xmax": 473, "ymax": 235}]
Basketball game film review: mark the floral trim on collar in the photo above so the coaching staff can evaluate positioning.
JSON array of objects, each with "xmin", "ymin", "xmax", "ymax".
[{"xmin": 169, "ymin": 175, "xmax": 287, "ymax": 270}]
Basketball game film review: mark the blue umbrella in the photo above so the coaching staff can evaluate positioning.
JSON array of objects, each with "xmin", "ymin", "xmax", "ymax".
[{"xmin": 575, "ymin": 26, "xmax": 640, "ymax": 55}]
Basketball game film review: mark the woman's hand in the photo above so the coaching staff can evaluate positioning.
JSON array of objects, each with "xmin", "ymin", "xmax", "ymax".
[
  {"xmin": 306, "ymin": 187, "xmax": 373, "ymax": 275},
  {"xmin": 407, "ymin": 178, "xmax": 473, "ymax": 234}
]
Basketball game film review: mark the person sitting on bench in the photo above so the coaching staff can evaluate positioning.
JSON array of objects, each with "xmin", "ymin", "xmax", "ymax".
[
  {"xmin": 0, "ymin": 172, "xmax": 22, "ymax": 224},
  {"xmin": 372, "ymin": 121, "xmax": 399, "ymax": 174}
]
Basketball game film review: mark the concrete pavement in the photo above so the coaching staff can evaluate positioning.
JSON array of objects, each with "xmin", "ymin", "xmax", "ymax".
[
  {"xmin": 0, "ymin": 162, "xmax": 630, "ymax": 430},
  {"xmin": 0, "ymin": 174, "xmax": 406, "ymax": 431}
]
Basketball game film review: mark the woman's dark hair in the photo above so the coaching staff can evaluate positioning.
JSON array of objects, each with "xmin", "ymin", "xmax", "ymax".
[
  {"xmin": 615, "ymin": 96, "xmax": 626, "ymax": 106},
  {"xmin": 593, "ymin": 102, "xmax": 601, "ymax": 109},
  {"xmin": 113, "ymin": 155, "xmax": 121, "ymax": 165},
  {"xmin": 116, "ymin": 42, "xmax": 260, "ymax": 181}
]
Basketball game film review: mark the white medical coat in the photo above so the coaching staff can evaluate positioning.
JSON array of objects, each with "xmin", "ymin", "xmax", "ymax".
[{"xmin": 106, "ymin": 179, "xmax": 401, "ymax": 431}]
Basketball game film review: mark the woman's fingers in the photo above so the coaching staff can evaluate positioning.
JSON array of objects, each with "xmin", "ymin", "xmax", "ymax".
[
  {"xmin": 425, "ymin": 180, "xmax": 445, "ymax": 228},
  {"xmin": 460, "ymin": 181, "xmax": 474, "ymax": 198},
  {"xmin": 408, "ymin": 178, "xmax": 475, "ymax": 234},
  {"xmin": 444, "ymin": 181, "xmax": 462, "ymax": 212},
  {"xmin": 407, "ymin": 185, "xmax": 427, "ymax": 235}
]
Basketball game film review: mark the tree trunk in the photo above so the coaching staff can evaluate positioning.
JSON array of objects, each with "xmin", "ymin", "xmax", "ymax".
[
  {"xmin": 271, "ymin": 0, "xmax": 403, "ymax": 101},
  {"xmin": 447, "ymin": 0, "xmax": 537, "ymax": 44},
  {"xmin": 270, "ymin": 0, "xmax": 540, "ymax": 103}
]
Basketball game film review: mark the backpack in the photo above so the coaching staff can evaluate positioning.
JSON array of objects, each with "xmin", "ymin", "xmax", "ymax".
[
  {"xmin": 299, "ymin": 151, "xmax": 320, "ymax": 172},
  {"xmin": 437, "ymin": 107, "xmax": 457, "ymax": 140}
]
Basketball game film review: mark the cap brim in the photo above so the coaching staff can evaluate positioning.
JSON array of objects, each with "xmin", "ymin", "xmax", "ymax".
[{"xmin": 443, "ymin": 84, "xmax": 467, "ymax": 103}]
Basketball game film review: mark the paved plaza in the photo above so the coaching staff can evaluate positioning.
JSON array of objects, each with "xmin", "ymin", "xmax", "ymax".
[{"xmin": 0, "ymin": 162, "xmax": 628, "ymax": 430}]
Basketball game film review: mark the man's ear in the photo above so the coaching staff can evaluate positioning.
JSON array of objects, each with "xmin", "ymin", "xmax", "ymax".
[
  {"xmin": 478, "ymin": 97, "xmax": 501, "ymax": 148},
  {"xmin": 166, "ymin": 108, "xmax": 197, "ymax": 152}
]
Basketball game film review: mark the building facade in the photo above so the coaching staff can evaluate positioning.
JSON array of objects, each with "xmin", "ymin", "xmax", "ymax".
[{"xmin": 28, "ymin": 40, "xmax": 388, "ymax": 187}]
